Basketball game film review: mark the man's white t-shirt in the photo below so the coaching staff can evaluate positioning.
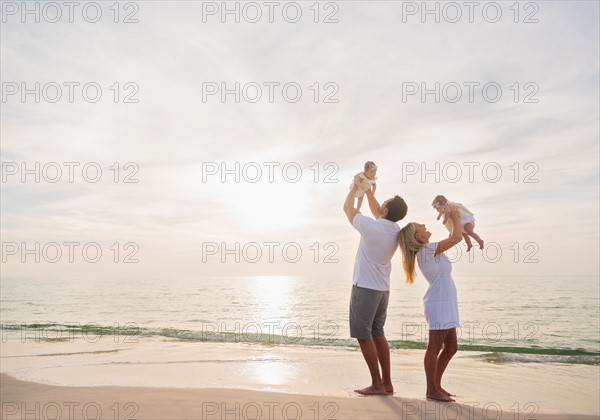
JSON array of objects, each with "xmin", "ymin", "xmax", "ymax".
[{"xmin": 352, "ymin": 213, "xmax": 401, "ymax": 291}]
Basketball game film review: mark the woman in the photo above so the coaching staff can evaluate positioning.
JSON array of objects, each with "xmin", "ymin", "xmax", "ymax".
[{"xmin": 398, "ymin": 205, "xmax": 462, "ymax": 402}]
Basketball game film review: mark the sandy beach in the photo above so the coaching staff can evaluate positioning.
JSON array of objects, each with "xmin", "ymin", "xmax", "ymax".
[
  {"xmin": 3, "ymin": 373, "xmax": 597, "ymax": 420},
  {"xmin": 1, "ymin": 335, "xmax": 598, "ymax": 419}
]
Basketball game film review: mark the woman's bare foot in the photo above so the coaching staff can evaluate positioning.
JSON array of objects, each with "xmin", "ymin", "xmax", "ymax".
[
  {"xmin": 354, "ymin": 385, "xmax": 388, "ymax": 395},
  {"xmin": 426, "ymin": 390, "xmax": 455, "ymax": 402},
  {"xmin": 383, "ymin": 381, "xmax": 394, "ymax": 394}
]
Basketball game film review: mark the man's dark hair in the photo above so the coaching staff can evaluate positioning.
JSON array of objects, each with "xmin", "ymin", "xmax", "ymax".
[{"xmin": 384, "ymin": 196, "xmax": 408, "ymax": 222}]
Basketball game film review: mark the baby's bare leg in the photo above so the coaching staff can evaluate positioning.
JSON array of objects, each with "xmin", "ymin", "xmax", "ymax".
[
  {"xmin": 464, "ymin": 223, "xmax": 484, "ymax": 249},
  {"xmin": 462, "ymin": 233, "xmax": 473, "ymax": 252}
]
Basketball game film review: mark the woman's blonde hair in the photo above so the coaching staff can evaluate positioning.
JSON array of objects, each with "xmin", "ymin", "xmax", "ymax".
[{"xmin": 398, "ymin": 223, "xmax": 423, "ymax": 284}]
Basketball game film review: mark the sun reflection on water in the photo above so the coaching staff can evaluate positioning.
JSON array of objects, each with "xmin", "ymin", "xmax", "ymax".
[
  {"xmin": 249, "ymin": 358, "xmax": 294, "ymax": 386},
  {"xmin": 245, "ymin": 276, "xmax": 297, "ymax": 325}
]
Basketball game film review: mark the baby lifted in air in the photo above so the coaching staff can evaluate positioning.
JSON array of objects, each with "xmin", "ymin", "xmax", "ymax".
[
  {"xmin": 432, "ymin": 195, "xmax": 484, "ymax": 252},
  {"xmin": 350, "ymin": 161, "xmax": 378, "ymax": 211}
]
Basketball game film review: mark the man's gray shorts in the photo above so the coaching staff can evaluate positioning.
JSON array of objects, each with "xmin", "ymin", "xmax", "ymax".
[{"xmin": 349, "ymin": 284, "xmax": 390, "ymax": 339}]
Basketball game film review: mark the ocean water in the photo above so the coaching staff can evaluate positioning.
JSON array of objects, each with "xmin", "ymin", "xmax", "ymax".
[{"xmin": 1, "ymin": 275, "xmax": 598, "ymax": 365}]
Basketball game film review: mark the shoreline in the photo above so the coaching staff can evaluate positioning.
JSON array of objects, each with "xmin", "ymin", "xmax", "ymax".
[{"xmin": 1, "ymin": 336, "xmax": 598, "ymax": 418}]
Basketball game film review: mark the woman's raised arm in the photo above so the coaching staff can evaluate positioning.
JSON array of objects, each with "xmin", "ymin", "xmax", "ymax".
[{"xmin": 435, "ymin": 205, "xmax": 463, "ymax": 256}]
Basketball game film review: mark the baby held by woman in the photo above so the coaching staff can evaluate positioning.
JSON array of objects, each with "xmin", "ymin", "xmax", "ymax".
[{"xmin": 432, "ymin": 195, "xmax": 484, "ymax": 251}]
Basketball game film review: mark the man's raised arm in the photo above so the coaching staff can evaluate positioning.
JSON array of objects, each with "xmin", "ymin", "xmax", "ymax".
[
  {"xmin": 365, "ymin": 188, "xmax": 381, "ymax": 219},
  {"xmin": 343, "ymin": 182, "xmax": 360, "ymax": 225}
]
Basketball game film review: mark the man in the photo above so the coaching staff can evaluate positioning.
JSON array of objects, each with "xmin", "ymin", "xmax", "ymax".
[{"xmin": 343, "ymin": 175, "xmax": 407, "ymax": 395}]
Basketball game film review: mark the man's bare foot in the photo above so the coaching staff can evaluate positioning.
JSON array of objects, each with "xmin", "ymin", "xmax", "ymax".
[
  {"xmin": 426, "ymin": 391, "xmax": 455, "ymax": 402},
  {"xmin": 438, "ymin": 387, "xmax": 454, "ymax": 397},
  {"xmin": 354, "ymin": 385, "xmax": 388, "ymax": 396},
  {"xmin": 466, "ymin": 243, "xmax": 473, "ymax": 252}
]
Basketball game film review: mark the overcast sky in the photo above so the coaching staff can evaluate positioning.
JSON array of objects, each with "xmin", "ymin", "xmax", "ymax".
[{"xmin": 1, "ymin": 1, "xmax": 598, "ymax": 282}]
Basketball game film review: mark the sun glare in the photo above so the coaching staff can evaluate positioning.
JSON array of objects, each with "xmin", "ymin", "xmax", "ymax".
[{"xmin": 229, "ymin": 181, "xmax": 311, "ymax": 232}]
